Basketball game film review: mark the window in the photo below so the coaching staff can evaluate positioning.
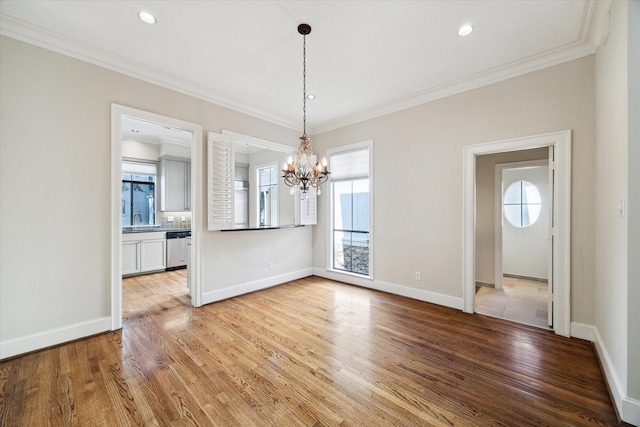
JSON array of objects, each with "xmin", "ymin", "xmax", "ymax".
[
  {"xmin": 257, "ymin": 163, "xmax": 278, "ymax": 227},
  {"xmin": 122, "ymin": 161, "xmax": 157, "ymax": 227},
  {"xmin": 503, "ymin": 180, "xmax": 541, "ymax": 227},
  {"xmin": 329, "ymin": 143, "xmax": 372, "ymax": 277}
]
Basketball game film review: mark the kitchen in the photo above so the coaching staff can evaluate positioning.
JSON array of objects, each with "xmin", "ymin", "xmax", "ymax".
[{"xmin": 121, "ymin": 116, "xmax": 192, "ymax": 282}]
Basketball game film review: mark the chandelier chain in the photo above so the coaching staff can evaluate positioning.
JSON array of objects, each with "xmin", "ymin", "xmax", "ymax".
[
  {"xmin": 282, "ymin": 23, "xmax": 330, "ymax": 197},
  {"xmin": 302, "ymin": 33, "xmax": 307, "ymax": 136}
]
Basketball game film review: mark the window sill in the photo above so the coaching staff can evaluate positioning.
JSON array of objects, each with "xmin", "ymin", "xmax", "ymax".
[{"xmin": 327, "ymin": 268, "xmax": 373, "ymax": 281}]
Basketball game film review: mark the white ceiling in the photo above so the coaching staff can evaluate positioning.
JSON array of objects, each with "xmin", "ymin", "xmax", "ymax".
[{"xmin": 0, "ymin": 1, "xmax": 608, "ymax": 134}]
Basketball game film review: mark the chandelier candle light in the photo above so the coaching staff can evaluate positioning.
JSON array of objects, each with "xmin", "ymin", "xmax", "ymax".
[{"xmin": 282, "ymin": 23, "xmax": 330, "ymax": 199}]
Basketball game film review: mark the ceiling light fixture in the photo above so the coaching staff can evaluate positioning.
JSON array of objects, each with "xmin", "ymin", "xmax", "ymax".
[
  {"xmin": 306, "ymin": 94, "xmax": 316, "ymax": 100},
  {"xmin": 138, "ymin": 11, "xmax": 156, "ymax": 25},
  {"xmin": 282, "ymin": 24, "xmax": 330, "ymax": 198},
  {"xmin": 458, "ymin": 24, "xmax": 473, "ymax": 37}
]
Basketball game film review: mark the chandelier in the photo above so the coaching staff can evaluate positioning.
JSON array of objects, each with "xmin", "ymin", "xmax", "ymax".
[{"xmin": 282, "ymin": 23, "xmax": 330, "ymax": 198}]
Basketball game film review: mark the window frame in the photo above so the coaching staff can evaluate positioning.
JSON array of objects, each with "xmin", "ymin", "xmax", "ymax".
[
  {"xmin": 326, "ymin": 140, "xmax": 374, "ymax": 279},
  {"xmin": 121, "ymin": 160, "xmax": 158, "ymax": 227},
  {"xmin": 256, "ymin": 161, "xmax": 279, "ymax": 227}
]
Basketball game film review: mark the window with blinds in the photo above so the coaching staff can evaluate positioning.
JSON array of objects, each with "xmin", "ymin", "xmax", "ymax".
[{"xmin": 329, "ymin": 142, "xmax": 373, "ymax": 277}]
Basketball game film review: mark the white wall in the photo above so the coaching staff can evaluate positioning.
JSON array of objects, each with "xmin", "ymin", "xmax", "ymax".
[
  {"xmin": 122, "ymin": 139, "xmax": 159, "ymax": 161},
  {"xmin": 312, "ymin": 55, "xmax": 596, "ymax": 323},
  {"xmin": 0, "ymin": 35, "xmax": 312, "ymax": 356},
  {"xmin": 594, "ymin": 1, "xmax": 639, "ymax": 423},
  {"xmin": 502, "ymin": 166, "xmax": 549, "ymax": 280}
]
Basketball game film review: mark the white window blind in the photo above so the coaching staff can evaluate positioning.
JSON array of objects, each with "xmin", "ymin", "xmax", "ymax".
[
  {"xmin": 300, "ymin": 188, "xmax": 317, "ymax": 225},
  {"xmin": 122, "ymin": 161, "xmax": 156, "ymax": 176},
  {"xmin": 330, "ymin": 148, "xmax": 369, "ymax": 180},
  {"xmin": 207, "ymin": 132, "xmax": 234, "ymax": 230}
]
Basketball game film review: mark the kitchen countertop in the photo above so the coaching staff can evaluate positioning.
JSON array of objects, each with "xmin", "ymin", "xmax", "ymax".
[{"xmin": 122, "ymin": 227, "xmax": 190, "ymax": 234}]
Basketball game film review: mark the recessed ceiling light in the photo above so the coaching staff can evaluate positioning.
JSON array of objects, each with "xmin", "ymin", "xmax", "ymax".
[
  {"xmin": 139, "ymin": 11, "xmax": 156, "ymax": 25},
  {"xmin": 306, "ymin": 94, "xmax": 316, "ymax": 100},
  {"xmin": 458, "ymin": 24, "xmax": 473, "ymax": 37}
]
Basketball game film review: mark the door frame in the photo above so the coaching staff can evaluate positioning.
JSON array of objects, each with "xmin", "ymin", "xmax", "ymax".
[
  {"xmin": 463, "ymin": 130, "xmax": 571, "ymax": 337},
  {"xmin": 110, "ymin": 104, "xmax": 204, "ymax": 330}
]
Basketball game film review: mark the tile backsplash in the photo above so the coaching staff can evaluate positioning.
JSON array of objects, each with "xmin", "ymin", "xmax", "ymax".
[{"xmin": 159, "ymin": 211, "xmax": 192, "ymax": 229}]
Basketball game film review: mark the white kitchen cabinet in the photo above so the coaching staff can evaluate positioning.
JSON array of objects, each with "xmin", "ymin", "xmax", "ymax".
[
  {"xmin": 141, "ymin": 238, "xmax": 166, "ymax": 272},
  {"xmin": 122, "ymin": 232, "xmax": 166, "ymax": 276},
  {"xmin": 122, "ymin": 240, "xmax": 141, "ymax": 275},
  {"xmin": 160, "ymin": 159, "xmax": 191, "ymax": 211}
]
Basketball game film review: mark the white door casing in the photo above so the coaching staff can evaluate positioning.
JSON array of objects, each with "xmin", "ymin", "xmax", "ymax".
[
  {"xmin": 463, "ymin": 130, "xmax": 571, "ymax": 337},
  {"xmin": 111, "ymin": 104, "xmax": 204, "ymax": 330}
]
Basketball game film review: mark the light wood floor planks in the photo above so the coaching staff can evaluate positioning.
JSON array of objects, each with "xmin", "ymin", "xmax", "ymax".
[{"xmin": 0, "ymin": 271, "xmax": 624, "ymax": 426}]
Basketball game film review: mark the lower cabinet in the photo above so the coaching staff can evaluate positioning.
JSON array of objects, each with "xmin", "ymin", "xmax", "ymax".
[{"xmin": 122, "ymin": 232, "xmax": 166, "ymax": 276}]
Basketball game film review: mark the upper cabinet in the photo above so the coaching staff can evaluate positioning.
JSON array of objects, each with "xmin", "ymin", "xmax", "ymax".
[{"xmin": 160, "ymin": 158, "xmax": 191, "ymax": 211}]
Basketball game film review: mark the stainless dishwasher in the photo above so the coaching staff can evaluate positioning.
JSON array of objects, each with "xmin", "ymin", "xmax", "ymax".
[{"xmin": 166, "ymin": 230, "xmax": 191, "ymax": 270}]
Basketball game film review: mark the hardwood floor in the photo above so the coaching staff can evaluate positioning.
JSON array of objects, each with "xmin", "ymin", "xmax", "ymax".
[{"xmin": 1, "ymin": 272, "xmax": 623, "ymax": 426}]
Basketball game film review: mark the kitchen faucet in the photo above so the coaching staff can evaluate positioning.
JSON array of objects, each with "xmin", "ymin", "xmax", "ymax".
[{"xmin": 133, "ymin": 213, "xmax": 143, "ymax": 224}]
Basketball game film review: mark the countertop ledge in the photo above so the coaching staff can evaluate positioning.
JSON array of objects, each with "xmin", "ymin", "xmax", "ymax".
[{"xmin": 123, "ymin": 227, "xmax": 190, "ymax": 234}]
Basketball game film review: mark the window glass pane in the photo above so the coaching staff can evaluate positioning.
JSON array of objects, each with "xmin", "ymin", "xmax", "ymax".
[
  {"xmin": 503, "ymin": 180, "xmax": 541, "ymax": 228},
  {"xmin": 504, "ymin": 181, "xmax": 522, "ymax": 204},
  {"xmin": 523, "ymin": 203, "xmax": 541, "ymax": 227},
  {"xmin": 351, "ymin": 231, "xmax": 370, "ymax": 275},
  {"xmin": 132, "ymin": 183, "xmax": 155, "ymax": 225},
  {"xmin": 258, "ymin": 165, "xmax": 278, "ymax": 227},
  {"xmin": 122, "ymin": 162, "xmax": 157, "ymax": 227},
  {"xmin": 259, "ymin": 167, "xmax": 271, "ymax": 185},
  {"xmin": 522, "ymin": 181, "xmax": 541, "ymax": 204},
  {"xmin": 352, "ymin": 179, "xmax": 369, "ymax": 232},
  {"xmin": 330, "ymin": 145, "xmax": 371, "ymax": 276},
  {"xmin": 122, "ymin": 182, "xmax": 132, "ymax": 227},
  {"xmin": 504, "ymin": 205, "xmax": 523, "ymax": 227},
  {"xmin": 333, "ymin": 181, "xmax": 353, "ymax": 230},
  {"xmin": 333, "ymin": 230, "xmax": 349, "ymax": 271}
]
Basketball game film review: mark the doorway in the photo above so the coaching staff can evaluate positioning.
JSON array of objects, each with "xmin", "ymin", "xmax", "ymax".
[
  {"xmin": 462, "ymin": 130, "xmax": 571, "ymax": 337},
  {"xmin": 475, "ymin": 158, "xmax": 551, "ymax": 329},
  {"xmin": 110, "ymin": 104, "xmax": 204, "ymax": 330}
]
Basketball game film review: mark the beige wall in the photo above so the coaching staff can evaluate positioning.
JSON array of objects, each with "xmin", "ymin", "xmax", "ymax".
[
  {"xmin": 0, "ymin": 36, "xmax": 311, "ymax": 346},
  {"xmin": 475, "ymin": 148, "xmax": 548, "ymax": 284},
  {"xmin": 594, "ymin": 1, "xmax": 640, "ymax": 422},
  {"xmin": 627, "ymin": 0, "xmax": 640, "ymax": 406},
  {"xmin": 312, "ymin": 55, "xmax": 596, "ymax": 323}
]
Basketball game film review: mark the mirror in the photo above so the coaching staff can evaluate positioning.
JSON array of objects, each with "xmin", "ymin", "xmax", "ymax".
[{"xmin": 224, "ymin": 130, "xmax": 296, "ymax": 229}]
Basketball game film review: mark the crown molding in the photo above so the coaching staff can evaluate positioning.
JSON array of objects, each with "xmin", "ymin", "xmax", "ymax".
[
  {"xmin": 0, "ymin": 14, "xmax": 301, "ymax": 133},
  {"xmin": 1, "ymin": 0, "xmax": 606, "ymax": 137}
]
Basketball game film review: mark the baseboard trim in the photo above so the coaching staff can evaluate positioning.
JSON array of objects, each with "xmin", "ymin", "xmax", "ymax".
[
  {"xmin": 570, "ymin": 322, "xmax": 595, "ymax": 341},
  {"xmin": 593, "ymin": 326, "xmax": 640, "ymax": 425},
  {"xmin": 202, "ymin": 268, "xmax": 313, "ymax": 305},
  {"xmin": 0, "ymin": 316, "xmax": 111, "ymax": 360},
  {"xmin": 313, "ymin": 268, "xmax": 463, "ymax": 310}
]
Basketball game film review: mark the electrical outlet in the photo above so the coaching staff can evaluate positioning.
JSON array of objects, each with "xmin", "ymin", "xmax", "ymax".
[
  {"xmin": 181, "ymin": 215, "xmax": 186, "ymax": 222},
  {"xmin": 268, "ymin": 262, "xmax": 273, "ymax": 270},
  {"xmin": 415, "ymin": 272, "xmax": 421, "ymax": 281},
  {"xmin": 167, "ymin": 216, "xmax": 174, "ymax": 222}
]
